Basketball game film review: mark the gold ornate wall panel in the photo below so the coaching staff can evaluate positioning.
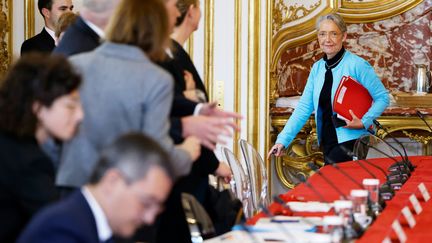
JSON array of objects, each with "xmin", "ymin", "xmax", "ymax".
[
  {"xmin": 271, "ymin": 0, "xmax": 424, "ymax": 72},
  {"xmin": 0, "ymin": 0, "xmax": 11, "ymax": 77}
]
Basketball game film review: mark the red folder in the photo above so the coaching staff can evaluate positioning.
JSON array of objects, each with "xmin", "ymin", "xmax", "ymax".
[{"xmin": 333, "ymin": 76, "xmax": 372, "ymax": 121}]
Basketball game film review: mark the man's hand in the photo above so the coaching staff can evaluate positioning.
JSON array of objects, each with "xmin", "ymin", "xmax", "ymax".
[
  {"xmin": 267, "ymin": 143, "xmax": 285, "ymax": 159},
  {"xmin": 199, "ymin": 102, "xmax": 242, "ymax": 125},
  {"xmin": 344, "ymin": 110, "xmax": 364, "ymax": 129},
  {"xmin": 181, "ymin": 115, "xmax": 235, "ymax": 150},
  {"xmin": 215, "ymin": 162, "xmax": 232, "ymax": 183},
  {"xmin": 178, "ymin": 136, "xmax": 201, "ymax": 161}
]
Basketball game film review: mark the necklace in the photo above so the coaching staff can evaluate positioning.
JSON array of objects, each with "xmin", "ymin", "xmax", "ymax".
[{"xmin": 325, "ymin": 51, "xmax": 345, "ymax": 69}]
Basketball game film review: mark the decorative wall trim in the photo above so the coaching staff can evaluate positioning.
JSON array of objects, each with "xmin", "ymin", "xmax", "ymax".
[
  {"xmin": 0, "ymin": 0, "xmax": 12, "ymax": 77},
  {"xmin": 233, "ymin": 0, "xmax": 242, "ymax": 156},
  {"xmin": 24, "ymin": 0, "xmax": 35, "ymax": 39},
  {"xmin": 247, "ymin": 0, "xmax": 261, "ymax": 149},
  {"xmin": 271, "ymin": 0, "xmax": 424, "ymax": 72},
  {"xmin": 204, "ymin": 0, "xmax": 214, "ymax": 101}
]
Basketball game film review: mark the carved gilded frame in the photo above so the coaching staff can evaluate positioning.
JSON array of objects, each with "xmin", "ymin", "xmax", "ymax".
[
  {"xmin": 271, "ymin": 0, "xmax": 423, "ymax": 72},
  {"xmin": 0, "ymin": 0, "xmax": 12, "ymax": 76}
]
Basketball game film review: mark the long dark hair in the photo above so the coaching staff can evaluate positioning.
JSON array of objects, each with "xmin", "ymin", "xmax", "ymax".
[{"xmin": 0, "ymin": 53, "xmax": 81, "ymax": 137}]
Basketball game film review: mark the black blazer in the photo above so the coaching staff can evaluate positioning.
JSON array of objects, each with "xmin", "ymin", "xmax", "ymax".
[
  {"xmin": 53, "ymin": 16, "xmax": 100, "ymax": 57},
  {"xmin": 0, "ymin": 133, "xmax": 57, "ymax": 242},
  {"xmin": 20, "ymin": 28, "xmax": 55, "ymax": 55},
  {"xmin": 18, "ymin": 191, "xmax": 100, "ymax": 243}
]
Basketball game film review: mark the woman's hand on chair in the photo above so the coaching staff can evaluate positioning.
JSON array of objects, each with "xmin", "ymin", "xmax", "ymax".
[{"xmin": 267, "ymin": 143, "xmax": 285, "ymax": 159}]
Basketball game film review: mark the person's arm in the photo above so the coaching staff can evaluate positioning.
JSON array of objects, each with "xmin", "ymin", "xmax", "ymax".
[
  {"xmin": 355, "ymin": 59, "xmax": 390, "ymax": 129},
  {"xmin": 274, "ymin": 65, "xmax": 317, "ymax": 149}
]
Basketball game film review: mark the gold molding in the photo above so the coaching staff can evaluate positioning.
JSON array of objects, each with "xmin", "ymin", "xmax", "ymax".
[
  {"xmin": 273, "ymin": 0, "xmax": 321, "ymax": 32},
  {"xmin": 339, "ymin": 0, "xmax": 424, "ymax": 22},
  {"xmin": 8, "ymin": 0, "xmax": 11, "ymax": 65},
  {"xmin": 204, "ymin": 0, "xmax": 214, "ymax": 101},
  {"xmin": 247, "ymin": 0, "xmax": 261, "ymax": 150},
  {"xmin": 186, "ymin": 33, "xmax": 194, "ymax": 62},
  {"xmin": 270, "ymin": 0, "xmax": 424, "ymax": 72},
  {"xmin": 265, "ymin": 0, "xmax": 272, "ymax": 195},
  {"xmin": 24, "ymin": 0, "xmax": 35, "ymax": 39},
  {"xmin": 1, "ymin": 0, "xmax": 12, "ymax": 76},
  {"xmin": 233, "ymin": 0, "xmax": 241, "ymax": 157}
]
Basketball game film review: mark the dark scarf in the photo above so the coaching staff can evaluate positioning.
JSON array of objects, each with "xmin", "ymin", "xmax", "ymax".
[{"xmin": 319, "ymin": 47, "xmax": 346, "ymax": 151}]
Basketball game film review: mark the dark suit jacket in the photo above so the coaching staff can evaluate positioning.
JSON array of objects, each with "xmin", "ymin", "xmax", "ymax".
[
  {"xmin": 154, "ymin": 41, "xmax": 219, "ymax": 243},
  {"xmin": 53, "ymin": 16, "xmax": 100, "ymax": 57},
  {"xmin": 20, "ymin": 28, "xmax": 55, "ymax": 55},
  {"xmin": 17, "ymin": 191, "xmax": 100, "ymax": 243},
  {"xmin": 0, "ymin": 133, "xmax": 57, "ymax": 242}
]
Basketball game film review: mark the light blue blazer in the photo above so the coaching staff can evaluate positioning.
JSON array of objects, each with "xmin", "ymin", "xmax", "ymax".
[{"xmin": 275, "ymin": 51, "xmax": 389, "ymax": 148}]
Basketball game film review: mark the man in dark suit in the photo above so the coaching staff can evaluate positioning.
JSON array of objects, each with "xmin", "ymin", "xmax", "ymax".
[
  {"xmin": 53, "ymin": 0, "xmax": 119, "ymax": 56},
  {"xmin": 18, "ymin": 133, "xmax": 174, "ymax": 243},
  {"xmin": 21, "ymin": 0, "xmax": 74, "ymax": 55}
]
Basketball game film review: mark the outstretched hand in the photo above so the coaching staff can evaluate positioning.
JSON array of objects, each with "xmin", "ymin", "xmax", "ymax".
[{"xmin": 200, "ymin": 102, "xmax": 243, "ymax": 123}]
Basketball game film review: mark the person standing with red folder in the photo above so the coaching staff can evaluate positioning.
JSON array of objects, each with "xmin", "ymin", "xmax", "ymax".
[{"xmin": 268, "ymin": 13, "xmax": 389, "ymax": 164}]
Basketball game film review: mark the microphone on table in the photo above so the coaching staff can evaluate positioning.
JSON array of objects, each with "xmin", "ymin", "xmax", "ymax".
[
  {"xmin": 373, "ymin": 120, "xmax": 415, "ymax": 171},
  {"xmin": 416, "ymin": 110, "xmax": 432, "ymax": 132},
  {"xmin": 324, "ymin": 157, "xmax": 364, "ymax": 189},
  {"xmin": 339, "ymin": 146, "xmax": 398, "ymax": 198},
  {"xmin": 324, "ymin": 157, "xmax": 382, "ymax": 214},
  {"xmin": 359, "ymin": 139, "xmax": 410, "ymax": 183},
  {"xmin": 307, "ymin": 162, "xmax": 348, "ymax": 200},
  {"xmin": 294, "ymin": 173, "xmax": 328, "ymax": 203}
]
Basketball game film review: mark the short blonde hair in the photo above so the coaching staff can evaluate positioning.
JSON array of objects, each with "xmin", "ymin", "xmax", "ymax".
[
  {"xmin": 316, "ymin": 13, "xmax": 347, "ymax": 33},
  {"xmin": 105, "ymin": 0, "xmax": 169, "ymax": 62},
  {"xmin": 55, "ymin": 12, "xmax": 77, "ymax": 38}
]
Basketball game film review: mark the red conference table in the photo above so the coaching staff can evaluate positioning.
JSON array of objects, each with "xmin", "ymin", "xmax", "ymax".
[{"xmin": 248, "ymin": 156, "xmax": 432, "ymax": 242}]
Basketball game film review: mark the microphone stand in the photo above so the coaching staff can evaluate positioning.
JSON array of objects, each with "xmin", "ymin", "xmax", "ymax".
[
  {"xmin": 307, "ymin": 162, "xmax": 348, "ymax": 200},
  {"xmin": 373, "ymin": 120, "xmax": 415, "ymax": 171},
  {"xmin": 416, "ymin": 110, "xmax": 432, "ymax": 132},
  {"xmin": 359, "ymin": 140, "xmax": 410, "ymax": 182}
]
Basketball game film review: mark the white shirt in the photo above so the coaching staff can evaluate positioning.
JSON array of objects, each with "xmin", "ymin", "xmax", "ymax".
[
  {"xmin": 83, "ymin": 19, "xmax": 105, "ymax": 38},
  {"xmin": 45, "ymin": 27, "xmax": 56, "ymax": 45},
  {"xmin": 81, "ymin": 187, "xmax": 113, "ymax": 242}
]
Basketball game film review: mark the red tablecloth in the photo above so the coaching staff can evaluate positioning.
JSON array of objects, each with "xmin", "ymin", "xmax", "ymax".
[{"xmin": 248, "ymin": 156, "xmax": 432, "ymax": 242}]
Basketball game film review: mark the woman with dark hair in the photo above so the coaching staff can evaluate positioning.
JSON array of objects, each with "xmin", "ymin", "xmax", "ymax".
[{"xmin": 0, "ymin": 53, "xmax": 83, "ymax": 242}]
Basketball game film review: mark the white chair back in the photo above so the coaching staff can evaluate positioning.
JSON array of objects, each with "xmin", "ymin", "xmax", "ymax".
[
  {"xmin": 221, "ymin": 147, "xmax": 254, "ymax": 218},
  {"xmin": 239, "ymin": 139, "xmax": 270, "ymax": 211}
]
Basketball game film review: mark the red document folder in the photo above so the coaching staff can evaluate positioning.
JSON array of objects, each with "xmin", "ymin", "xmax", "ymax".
[{"xmin": 333, "ymin": 76, "xmax": 372, "ymax": 121}]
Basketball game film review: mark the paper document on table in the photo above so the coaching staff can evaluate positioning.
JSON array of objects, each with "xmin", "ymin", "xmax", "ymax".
[{"xmin": 287, "ymin": 201, "xmax": 333, "ymax": 212}]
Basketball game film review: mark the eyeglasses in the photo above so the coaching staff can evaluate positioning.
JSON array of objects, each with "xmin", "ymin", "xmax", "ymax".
[{"xmin": 318, "ymin": 31, "xmax": 342, "ymax": 40}]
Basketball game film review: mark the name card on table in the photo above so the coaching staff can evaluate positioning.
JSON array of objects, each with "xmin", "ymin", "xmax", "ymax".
[
  {"xmin": 392, "ymin": 220, "xmax": 407, "ymax": 243},
  {"xmin": 418, "ymin": 183, "xmax": 431, "ymax": 202},
  {"xmin": 409, "ymin": 194, "xmax": 423, "ymax": 215},
  {"xmin": 401, "ymin": 206, "xmax": 416, "ymax": 228}
]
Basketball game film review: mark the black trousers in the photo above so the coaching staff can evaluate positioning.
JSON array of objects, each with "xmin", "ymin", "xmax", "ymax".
[{"xmin": 323, "ymin": 139, "xmax": 357, "ymax": 165}]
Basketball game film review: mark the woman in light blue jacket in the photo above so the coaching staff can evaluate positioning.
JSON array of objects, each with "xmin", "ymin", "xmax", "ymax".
[{"xmin": 268, "ymin": 13, "xmax": 389, "ymax": 164}]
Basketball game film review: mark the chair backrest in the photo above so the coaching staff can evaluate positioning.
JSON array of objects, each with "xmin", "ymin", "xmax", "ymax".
[
  {"xmin": 181, "ymin": 193, "xmax": 216, "ymax": 242},
  {"xmin": 238, "ymin": 139, "xmax": 270, "ymax": 211},
  {"xmin": 221, "ymin": 147, "xmax": 254, "ymax": 218},
  {"xmin": 353, "ymin": 134, "xmax": 400, "ymax": 160}
]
